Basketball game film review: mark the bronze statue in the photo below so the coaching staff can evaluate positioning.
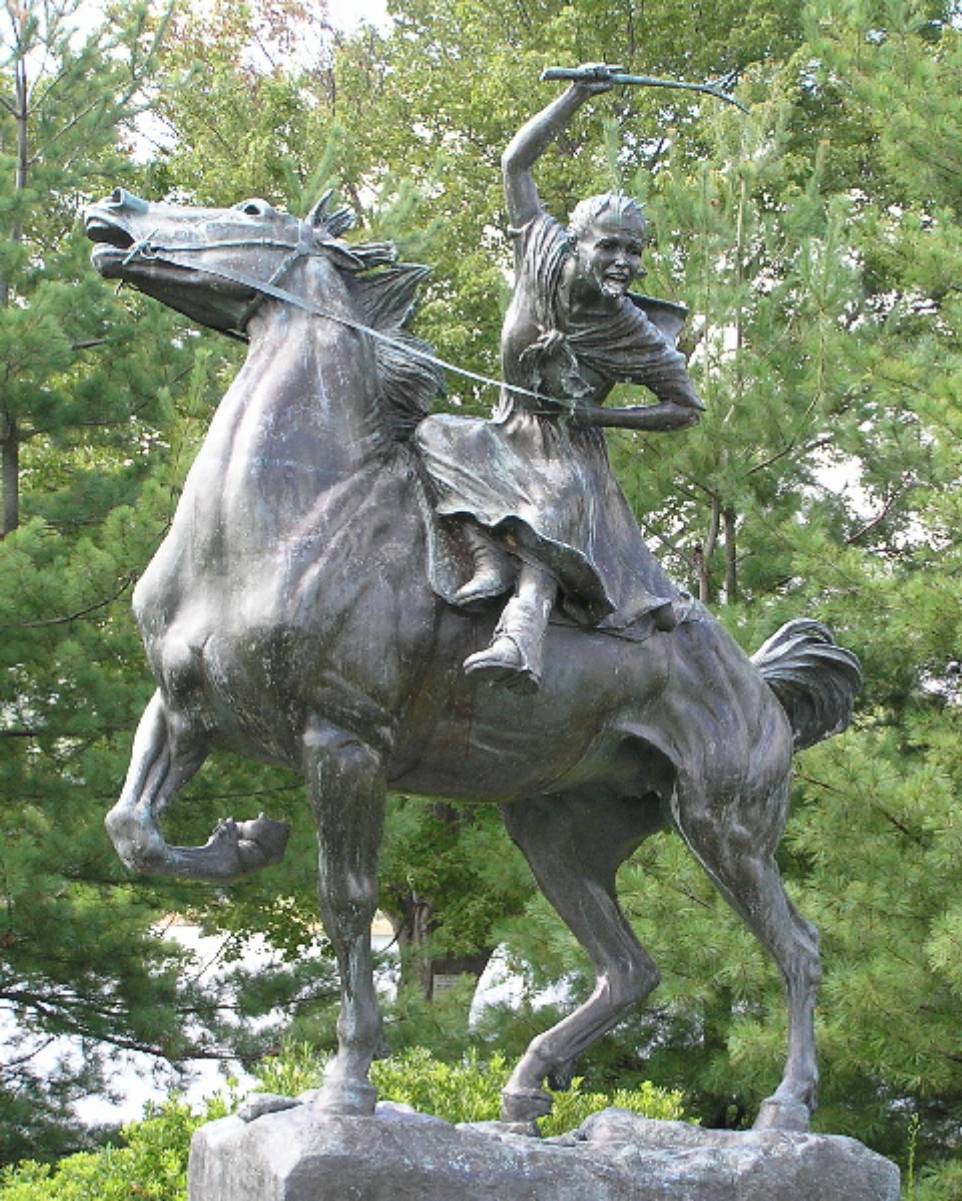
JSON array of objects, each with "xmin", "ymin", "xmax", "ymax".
[
  {"xmin": 85, "ymin": 73, "xmax": 860, "ymax": 1135},
  {"xmin": 418, "ymin": 66, "xmax": 703, "ymax": 691}
]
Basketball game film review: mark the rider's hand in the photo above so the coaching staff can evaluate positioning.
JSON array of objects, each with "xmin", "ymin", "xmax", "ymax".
[
  {"xmin": 519, "ymin": 327, "xmax": 567, "ymax": 365},
  {"xmin": 569, "ymin": 403, "xmax": 603, "ymax": 428},
  {"xmin": 571, "ymin": 63, "xmax": 623, "ymax": 95}
]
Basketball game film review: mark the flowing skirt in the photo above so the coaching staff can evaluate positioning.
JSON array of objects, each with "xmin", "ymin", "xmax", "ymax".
[{"xmin": 415, "ymin": 407, "xmax": 679, "ymax": 628}]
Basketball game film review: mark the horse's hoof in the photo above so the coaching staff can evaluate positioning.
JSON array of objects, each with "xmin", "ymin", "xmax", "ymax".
[
  {"xmin": 234, "ymin": 814, "xmax": 291, "ymax": 869},
  {"xmin": 501, "ymin": 1086, "xmax": 553, "ymax": 1123},
  {"xmin": 753, "ymin": 1096, "xmax": 810, "ymax": 1131},
  {"xmin": 312, "ymin": 1079, "xmax": 377, "ymax": 1116}
]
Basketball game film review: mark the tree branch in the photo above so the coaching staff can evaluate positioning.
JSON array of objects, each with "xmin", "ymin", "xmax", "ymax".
[
  {"xmin": 845, "ymin": 485, "xmax": 906, "ymax": 545},
  {"xmin": 745, "ymin": 434, "xmax": 833, "ymax": 478},
  {"xmin": 70, "ymin": 338, "xmax": 111, "ymax": 352},
  {"xmin": 0, "ymin": 577, "xmax": 131, "ymax": 630}
]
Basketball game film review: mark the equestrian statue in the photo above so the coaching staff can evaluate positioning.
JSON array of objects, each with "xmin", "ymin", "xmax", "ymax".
[{"xmin": 86, "ymin": 65, "xmax": 860, "ymax": 1134}]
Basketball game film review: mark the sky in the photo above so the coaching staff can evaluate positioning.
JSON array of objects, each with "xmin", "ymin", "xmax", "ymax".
[{"xmin": 328, "ymin": 0, "xmax": 390, "ymax": 32}]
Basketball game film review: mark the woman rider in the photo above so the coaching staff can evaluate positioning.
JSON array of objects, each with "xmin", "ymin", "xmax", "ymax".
[{"xmin": 416, "ymin": 65, "xmax": 704, "ymax": 692}]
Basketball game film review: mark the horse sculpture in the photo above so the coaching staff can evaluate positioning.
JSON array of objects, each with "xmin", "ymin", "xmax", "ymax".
[{"xmin": 85, "ymin": 186, "xmax": 861, "ymax": 1133}]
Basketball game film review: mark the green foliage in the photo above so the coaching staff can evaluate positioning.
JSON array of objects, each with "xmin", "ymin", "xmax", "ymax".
[
  {"xmin": 916, "ymin": 1160, "xmax": 962, "ymax": 1201},
  {"xmin": 373, "ymin": 1047, "xmax": 511, "ymax": 1125},
  {"xmin": 0, "ymin": 1095, "xmax": 226, "ymax": 1201},
  {"xmin": 255, "ymin": 1042, "xmax": 687, "ymax": 1137},
  {"xmin": 372, "ymin": 1046, "xmax": 687, "ymax": 1137}
]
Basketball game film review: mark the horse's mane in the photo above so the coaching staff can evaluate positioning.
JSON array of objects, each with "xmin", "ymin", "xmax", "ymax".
[
  {"xmin": 312, "ymin": 197, "xmax": 443, "ymax": 440},
  {"xmin": 349, "ymin": 255, "xmax": 444, "ymax": 440}
]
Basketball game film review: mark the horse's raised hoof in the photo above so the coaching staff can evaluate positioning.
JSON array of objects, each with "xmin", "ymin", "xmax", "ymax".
[
  {"xmin": 233, "ymin": 813, "xmax": 291, "ymax": 869},
  {"xmin": 753, "ymin": 1096, "xmax": 811, "ymax": 1132},
  {"xmin": 168, "ymin": 815, "xmax": 291, "ymax": 883},
  {"xmin": 312, "ymin": 1079, "xmax": 378, "ymax": 1116},
  {"xmin": 501, "ymin": 1086, "xmax": 553, "ymax": 1123}
]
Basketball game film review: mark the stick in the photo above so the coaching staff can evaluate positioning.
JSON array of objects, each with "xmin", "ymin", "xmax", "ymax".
[{"xmin": 541, "ymin": 67, "xmax": 749, "ymax": 113}]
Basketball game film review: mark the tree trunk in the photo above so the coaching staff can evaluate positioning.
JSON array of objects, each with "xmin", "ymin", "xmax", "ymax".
[
  {"xmin": 384, "ymin": 893, "xmax": 495, "ymax": 1003},
  {"xmin": 723, "ymin": 506, "xmax": 737, "ymax": 603},
  {"xmin": 383, "ymin": 800, "xmax": 497, "ymax": 1004},
  {"xmin": 1, "ymin": 40, "xmax": 29, "ymax": 538},
  {"xmin": 696, "ymin": 494, "xmax": 721, "ymax": 604},
  {"xmin": 1, "ymin": 420, "xmax": 18, "ymax": 537}
]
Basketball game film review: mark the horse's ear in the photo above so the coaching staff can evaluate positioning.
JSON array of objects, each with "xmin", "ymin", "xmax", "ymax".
[
  {"xmin": 306, "ymin": 189, "xmax": 356, "ymax": 238},
  {"xmin": 305, "ymin": 188, "xmax": 334, "ymax": 224}
]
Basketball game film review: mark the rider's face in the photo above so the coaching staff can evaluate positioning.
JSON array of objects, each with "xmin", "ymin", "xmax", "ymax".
[{"xmin": 574, "ymin": 212, "xmax": 646, "ymax": 300}]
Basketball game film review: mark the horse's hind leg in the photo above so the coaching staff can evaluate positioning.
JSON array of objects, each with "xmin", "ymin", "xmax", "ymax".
[
  {"xmin": 500, "ymin": 790, "xmax": 663, "ymax": 1125},
  {"xmin": 303, "ymin": 719, "xmax": 386, "ymax": 1115},
  {"xmin": 674, "ymin": 774, "xmax": 821, "ymax": 1131}
]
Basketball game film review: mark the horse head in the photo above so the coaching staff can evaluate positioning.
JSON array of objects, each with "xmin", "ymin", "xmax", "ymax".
[{"xmin": 84, "ymin": 188, "xmax": 371, "ymax": 338}]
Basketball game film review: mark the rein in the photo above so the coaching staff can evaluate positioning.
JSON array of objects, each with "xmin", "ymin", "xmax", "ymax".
[{"xmin": 122, "ymin": 227, "xmax": 577, "ymax": 415}]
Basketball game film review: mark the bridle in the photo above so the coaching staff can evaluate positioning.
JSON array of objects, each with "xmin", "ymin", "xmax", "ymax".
[
  {"xmin": 121, "ymin": 224, "xmax": 337, "ymax": 336},
  {"xmin": 119, "ymin": 222, "xmax": 578, "ymax": 414}
]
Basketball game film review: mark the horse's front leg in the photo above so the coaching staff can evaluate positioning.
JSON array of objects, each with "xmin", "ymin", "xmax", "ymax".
[{"xmin": 303, "ymin": 719, "xmax": 386, "ymax": 1115}]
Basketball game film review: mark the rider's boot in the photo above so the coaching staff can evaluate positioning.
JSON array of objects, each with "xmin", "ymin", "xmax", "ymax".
[
  {"xmin": 452, "ymin": 520, "xmax": 514, "ymax": 607},
  {"xmin": 463, "ymin": 564, "xmax": 556, "ymax": 693}
]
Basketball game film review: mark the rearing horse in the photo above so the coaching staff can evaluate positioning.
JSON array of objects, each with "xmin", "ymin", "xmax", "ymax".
[{"xmin": 85, "ymin": 187, "xmax": 860, "ymax": 1132}]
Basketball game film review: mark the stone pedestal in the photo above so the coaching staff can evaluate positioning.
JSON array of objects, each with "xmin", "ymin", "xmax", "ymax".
[{"xmin": 188, "ymin": 1099, "xmax": 899, "ymax": 1201}]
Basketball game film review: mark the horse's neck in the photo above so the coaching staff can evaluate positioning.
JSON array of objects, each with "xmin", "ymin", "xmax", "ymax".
[
  {"xmin": 180, "ymin": 295, "xmax": 390, "ymax": 552},
  {"xmin": 240, "ymin": 298, "xmax": 388, "ymax": 470}
]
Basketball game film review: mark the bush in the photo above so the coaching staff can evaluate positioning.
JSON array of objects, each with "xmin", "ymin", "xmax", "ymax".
[
  {"xmin": 369, "ymin": 1046, "xmax": 688, "ymax": 1136},
  {"xmin": 915, "ymin": 1160, "xmax": 962, "ymax": 1201},
  {"xmin": 0, "ymin": 1096, "xmax": 227, "ymax": 1201}
]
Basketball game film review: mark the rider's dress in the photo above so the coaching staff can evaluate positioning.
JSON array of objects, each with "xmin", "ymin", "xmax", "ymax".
[{"xmin": 416, "ymin": 211, "xmax": 699, "ymax": 629}]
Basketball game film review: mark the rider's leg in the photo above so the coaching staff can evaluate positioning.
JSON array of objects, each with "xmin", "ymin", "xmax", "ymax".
[
  {"xmin": 452, "ymin": 519, "xmax": 515, "ymax": 607},
  {"xmin": 463, "ymin": 562, "xmax": 556, "ymax": 692}
]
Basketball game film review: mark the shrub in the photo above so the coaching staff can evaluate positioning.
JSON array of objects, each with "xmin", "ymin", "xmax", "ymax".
[
  {"xmin": 368, "ymin": 1045, "xmax": 688, "ymax": 1136},
  {"xmin": 0, "ymin": 1096, "xmax": 227, "ymax": 1201},
  {"xmin": 258, "ymin": 1042, "xmax": 689, "ymax": 1135}
]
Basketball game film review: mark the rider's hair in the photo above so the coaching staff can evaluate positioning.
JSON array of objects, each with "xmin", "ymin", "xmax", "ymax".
[{"xmin": 568, "ymin": 193, "xmax": 647, "ymax": 242}]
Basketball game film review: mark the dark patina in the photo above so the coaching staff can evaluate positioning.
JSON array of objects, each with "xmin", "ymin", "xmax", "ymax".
[{"xmin": 86, "ymin": 75, "xmax": 860, "ymax": 1133}]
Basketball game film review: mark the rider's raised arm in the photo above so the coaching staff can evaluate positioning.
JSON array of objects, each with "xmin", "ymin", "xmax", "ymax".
[{"xmin": 502, "ymin": 68, "xmax": 615, "ymax": 228}]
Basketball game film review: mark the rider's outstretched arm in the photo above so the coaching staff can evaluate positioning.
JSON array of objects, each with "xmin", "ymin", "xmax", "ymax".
[
  {"xmin": 502, "ymin": 67, "xmax": 615, "ymax": 228},
  {"xmin": 577, "ymin": 399, "xmax": 703, "ymax": 431}
]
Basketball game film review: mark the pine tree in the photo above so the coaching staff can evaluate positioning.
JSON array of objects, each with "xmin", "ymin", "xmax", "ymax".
[{"xmin": 0, "ymin": 0, "xmax": 332, "ymax": 1162}]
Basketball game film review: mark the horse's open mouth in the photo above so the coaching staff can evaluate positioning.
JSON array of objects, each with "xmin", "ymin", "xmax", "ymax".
[
  {"xmin": 85, "ymin": 214, "xmax": 140, "ymax": 277},
  {"xmin": 85, "ymin": 215, "xmax": 135, "ymax": 254}
]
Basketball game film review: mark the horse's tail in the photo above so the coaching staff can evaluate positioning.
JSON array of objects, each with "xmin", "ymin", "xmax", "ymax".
[{"xmin": 751, "ymin": 619, "xmax": 862, "ymax": 750}]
